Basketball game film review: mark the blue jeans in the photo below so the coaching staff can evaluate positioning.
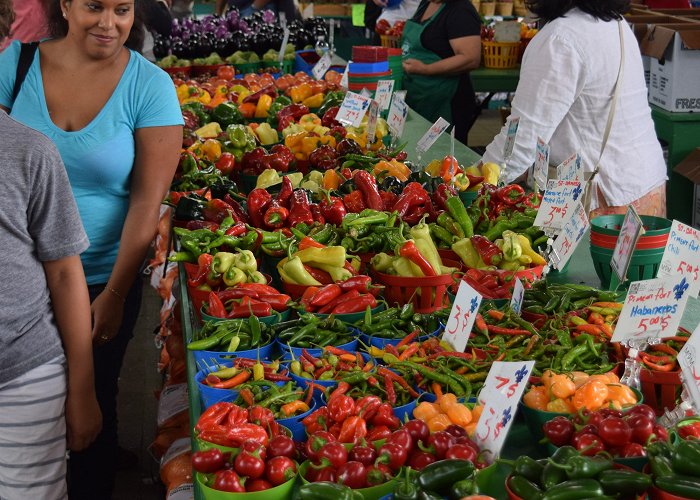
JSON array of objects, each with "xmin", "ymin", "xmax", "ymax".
[{"xmin": 67, "ymin": 277, "xmax": 143, "ymax": 500}]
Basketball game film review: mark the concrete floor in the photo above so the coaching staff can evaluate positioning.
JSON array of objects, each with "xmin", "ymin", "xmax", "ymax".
[{"xmin": 110, "ymin": 107, "xmax": 505, "ymax": 499}]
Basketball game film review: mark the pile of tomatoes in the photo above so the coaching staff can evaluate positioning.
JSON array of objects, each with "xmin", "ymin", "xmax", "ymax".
[{"xmin": 542, "ymin": 404, "xmax": 668, "ymax": 458}]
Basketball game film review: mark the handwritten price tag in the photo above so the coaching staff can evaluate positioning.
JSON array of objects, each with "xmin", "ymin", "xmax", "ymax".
[
  {"xmin": 549, "ymin": 201, "xmax": 589, "ymax": 270},
  {"xmin": 416, "ymin": 117, "xmax": 450, "ymax": 155},
  {"xmin": 534, "ymin": 179, "xmax": 584, "ymax": 232},
  {"xmin": 612, "ymin": 276, "xmax": 692, "ymax": 343},
  {"xmin": 442, "ymin": 281, "xmax": 482, "ymax": 353},
  {"xmin": 475, "ymin": 360, "xmax": 535, "ymax": 460},
  {"xmin": 312, "ymin": 51, "xmax": 332, "ymax": 81},
  {"xmin": 533, "ymin": 136, "xmax": 549, "ymax": 190},
  {"xmin": 510, "ymin": 278, "xmax": 525, "ymax": 315},
  {"xmin": 611, "ymin": 206, "xmax": 645, "ymax": 284},
  {"xmin": 679, "ymin": 324, "xmax": 700, "ymax": 412},
  {"xmin": 658, "ymin": 220, "xmax": 700, "ymax": 298},
  {"xmin": 336, "ymin": 91, "xmax": 371, "ymax": 127},
  {"xmin": 503, "ymin": 117, "xmax": 520, "ymax": 160},
  {"xmin": 387, "ymin": 93, "xmax": 409, "ymax": 138},
  {"xmin": 556, "ymin": 152, "xmax": 583, "ymax": 182},
  {"xmin": 366, "ymin": 100, "xmax": 379, "ymax": 144},
  {"xmin": 375, "ymin": 80, "xmax": 394, "ymax": 111}
]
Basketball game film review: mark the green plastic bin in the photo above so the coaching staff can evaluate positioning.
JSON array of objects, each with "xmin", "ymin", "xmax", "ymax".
[
  {"xmin": 590, "ymin": 244, "xmax": 665, "ymax": 289},
  {"xmin": 591, "ymin": 214, "xmax": 672, "ymax": 237}
]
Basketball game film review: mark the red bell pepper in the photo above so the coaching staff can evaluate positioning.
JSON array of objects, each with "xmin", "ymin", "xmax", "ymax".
[
  {"xmin": 496, "ymin": 184, "xmax": 525, "ymax": 205},
  {"xmin": 319, "ymin": 194, "xmax": 347, "ymax": 226},
  {"xmin": 327, "ymin": 394, "xmax": 355, "ymax": 423},
  {"xmin": 247, "ymin": 188, "xmax": 273, "ymax": 228}
]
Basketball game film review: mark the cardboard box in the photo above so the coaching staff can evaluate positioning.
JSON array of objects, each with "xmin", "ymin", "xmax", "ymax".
[
  {"xmin": 640, "ymin": 24, "xmax": 700, "ymax": 112},
  {"xmin": 673, "ymin": 148, "xmax": 700, "ymax": 229}
]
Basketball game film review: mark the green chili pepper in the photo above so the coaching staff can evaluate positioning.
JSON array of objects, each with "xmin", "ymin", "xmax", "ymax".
[
  {"xmin": 654, "ymin": 475, "xmax": 700, "ymax": 499},
  {"xmin": 541, "ymin": 446, "xmax": 578, "ymax": 490},
  {"xmin": 549, "ymin": 455, "xmax": 612, "ymax": 480},
  {"xmin": 597, "ymin": 470, "xmax": 651, "ymax": 496},
  {"xmin": 417, "ymin": 459, "xmax": 475, "ymax": 495},
  {"xmin": 540, "ymin": 479, "xmax": 604, "ymax": 500},
  {"xmin": 508, "ymin": 476, "xmax": 543, "ymax": 500}
]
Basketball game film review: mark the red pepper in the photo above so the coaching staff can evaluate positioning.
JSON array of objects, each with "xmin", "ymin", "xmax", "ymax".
[
  {"xmin": 319, "ymin": 195, "xmax": 347, "ymax": 226},
  {"xmin": 337, "ymin": 275, "xmax": 373, "ymax": 293},
  {"xmin": 380, "ymin": 190, "xmax": 399, "ymax": 212},
  {"xmin": 185, "ymin": 220, "xmax": 219, "ymax": 231},
  {"xmin": 376, "ymin": 442, "xmax": 408, "ymax": 471},
  {"xmin": 466, "ymin": 174, "xmax": 485, "ymax": 185},
  {"xmin": 308, "ymin": 144, "xmax": 338, "ymax": 171},
  {"xmin": 470, "ymin": 235, "xmax": 503, "ymax": 266},
  {"xmin": 366, "ymin": 425, "xmax": 392, "ymax": 442},
  {"xmin": 195, "ymin": 402, "xmax": 233, "ymax": 432},
  {"xmin": 382, "ymin": 374, "xmax": 397, "ymax": 405},
  {"xmin": 432, "ymin": 183, "xmax": 458, "ymax": 212},
  {"xmin": 371, "ymin": 402, "xmax": 401, "ymax": 430},
  {"xmin": 247, "ymin": 188, "xmax": 273, "ymax": 228},
  {"xmin": 226, "ymin": 423, "xmax": 269, "ymax": 447},
  {"xmin": 300, "ymin": 286, "xmax": 320, "ymax": 311},
  {"xmin": 226, "ymin": 302, "xmax": 272, "ymax": 318},
  {"xmin": 321, "ymin": 106, "xmax": 342, "ymax": 128},
  {"xmin": 214, "ymin": 469, "xmax": 246, "ymax": 493},
  {"xmin": 343, "ymin": 190, "xmax": 367, "ymax": 213},
  {"xmin": 189, "ymin": 253, "xmax": 214, "ymax": 287},
  {"xmin": 288, "ymin": 190, "xmax": 314, "ymax": 227},
  {"xmin": 235, "ymin": 283, "xmax": 280, "ymax": 295},
  {"xmin": 393, "ymin": 182, "xmax": 430, "ymax": 217},
  {"xmin": 302, "ymin": 408, "xmax": 329, "ymax": 435},
  {"xmin": 327, "ymin": 394, "xmax": 355, "ymax": 423},
  {"xmin": 222, "ymin": 194, "xmax": 250, "ymax": 224},
  {"xmin": 310, "ymin": 203, "xmax": 325, "ymax": 224},
  {"xmin": 276, "ymin": 103, "xmax": 310, "ymax": 132},
  {"xmin": 248, "ymin": 406, "xmax": 275, "ymax": 428},
  {"xmin": 398, "ymin": 240, "xmax": 436, "ymax": 276},
  {"xmin": 263, "ymin": 200, "xmax": 289, "ymax": 229},
  {"xmin": 192, "ymin": 448, "xmax": 226, "ymax": 473},
  {"xmin": 353, "ymin": 170, "xmax": 383, "ymax": 210},
  {"xmin": 338, "ymin": 416, "xmax": 368, "ymax": 444},
  {"xmin": 225, "ymin": 221, "xmax": 248, "ymax": 237},
  {"xmin": 327, "ymin": 125, "xmax": 346, "ymax": 142},
  {"xmin": 227, "ymin": 405, "xmax": 250, "ymax": 427},
  {"xmin": 242, "ymin": 84, "xmax": 277, "ymax": 103},
  {"xmin": 317, "ymin": 289, "xmax": 361, "ymax": 314},
  {"xmin": 256, "ymin": 294, "xmax": 291, "ymax": 311},
  {"xmin": 241, "ymin": 147, "xmax": 268, "ymax": 176},
  {"xmin": 678, "ymin": 421, "xmax": 700, "ymax": 440},
  {"xmin": 354, "ymin": 396, "xmax": 382, "ymax": 421},
  {"xmin": 496, "ymin": 184, "xmax": 525, "ymax": 205},
  {"xmin": 203, "ymin": 198, "xmax": 237, "ymax": 224},
  {"xmin": 310, "ymin": 284, "xmax": 343, "ymax": 307},
  {"xmin": 270, "ymin": 145, "xmax": 295, "ymax": 174},
  {"xmin": 276, "ymin": 174, "xmax": 294, "ymax": 208},
  {"xmin": 377, "ymin": 367, "xmax": 419, "ymax": 398},
  {"xmin": 332, "ymin": 293, "xmax": 376, "ymax": 314}
]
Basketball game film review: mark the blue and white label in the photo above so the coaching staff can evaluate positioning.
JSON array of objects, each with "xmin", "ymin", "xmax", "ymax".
[
  {"xmin": 442, "ymin": 281, "xmax": 482, "ymax": 353},
  {"xmin": 336, "ymin": 91, "xmax": 371, "ymax": 127}
]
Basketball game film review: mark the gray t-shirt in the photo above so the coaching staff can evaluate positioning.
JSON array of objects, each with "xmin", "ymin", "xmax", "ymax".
[{"xmin": 0, "ymin": 112, "xmax": 89, "ymax": 384}]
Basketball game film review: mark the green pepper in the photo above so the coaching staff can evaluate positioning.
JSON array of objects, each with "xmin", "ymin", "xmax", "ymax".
[
  {"xmin": 655, "ymin": 475, "xmax": 700, "ymax": 499},
  {"xmin": 211, "ymin": 102, "xmax": 243, "ymax": 128},
  {"xmin": 436, "ymin": 212, "xmax": 465, "ymax": 238},
  {"xmin": 649, "ymin": 455, "xmax": 674, "ymax": 478},
  {"xmin": 181, "ymin": 101, "xmax": 210, "ymax": 125},
  {"xmin": 483, "ymin": 219, "xmax": 517, "ymax": 241},
  {"xmin": 540, "ymin": 479, "xmax": 604, "ymax": 500},
  {"xmin": 598, "ymin": 470, "xmax": 651, "ymax": 496},
  {"xmin": 541, "ymin": 446, "xmax": 578, "ymax": 489},
  {"xmin": 445, "ymin": 195, "xmax": 474, "ymax": 238},
  {"xmin": 671, "ymin": 439, "xmax": 700, "ymax": 476},
  {"xmin": 293, "ymin": 482, "xmax": 361, "ymax": 500},
  {"xmin": 394, "ymin": 467, "xmax": 418, "ymax": 500},
  {"xmin": 226, "ymin": 123, "xmax": 252, "ymax": 149},
  {"xmin": 508, "ymin": 476, "xmax": 542, "ymax": 500},
  {"xmin": 501, "ymin": 456, "xmax": 545, "ymax": 485},
  {"xmin": 416, "ymin": 491, "xmax": 442, "ymax": 500},
  {"xmin": 417, "ymin": 459, "xmax": 475, "ymax": 495},
  {"xmin": 449, "ymin": 478, "xmax": 478, "ymax": 499}
]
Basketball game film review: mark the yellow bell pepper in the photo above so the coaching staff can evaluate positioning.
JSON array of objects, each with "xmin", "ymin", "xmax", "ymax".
[
  {"xmin": 367, "ymin": 134, "xmax": 383, "ymax": 151},
  {"xmin": 426, "ymin": 159, "xmax": 442, "ymax": 178},
  {"xmin": 194, "ymin": 122, "xmax": 223, "ymax": 139},
  {"xmin": 373, "ymin": 159, "xmax": 410, "ymax": 181},
  {"xmin": 345, "ymin": 132, "xmax": 366, "ymax": 149},
  {"xmin": 254, "ymin": 94, "xmax": 273, "ymax": 118},
  {"xmin": 187, "ymin": 141, "xmax": 203, "ymax": 157},
  {"xmin": 299, "ymin": 113, "xmax": 322, "ymax": 132},
  {"xmin": 517, "ymin": 234, "xmax": 547, "ymax": 266},
  {"xmin": 302, "ymin": 93, "xmax": 324, "ymax": 109},
  {"xmin": 235, "ymin": 89, "xmax": 251, "ymax": 104},
  {"xmin": 254, "ymin": 122, "xmax": 279, "ymax": 145},
  {"xmin": 301, "ymin": 135, "xmax": 336, "ymax": 156},
  {"xmin": 282, "ymin": 123, "xmax": 306, "ymax": 138},
  {"xmin": 201, "ymin": 139, "xmax": 222, "ymax": 161},
  {"xmin": 176, "ymin": 84, "xmax": 190, "ymax": 102},
  {"xmin": 452, "ymin": 173, "xmax": 470, "ymax": 191},
  {"xmin": 290, "ymin": 83, "xmax": 312, "ymax": 103},
  {"xmin": 284, "ymin": 132, "xmax": 307, "ymax": 155},
  {"xmin": 481, "ymin": 162, "xmax": 501, "ymax": 186}
]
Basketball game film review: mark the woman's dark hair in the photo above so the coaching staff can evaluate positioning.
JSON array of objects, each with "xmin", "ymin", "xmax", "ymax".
[
  {"xmin": 47, "ymin": 0, "xmax": 146, "ymax": 52},
  {"xmin": 525, "ymin": 0, "xmax": 630, "ymax": 23},
  {"xmin": 0, "ymin": 0, "xmax": 15, "ymax": 41}
]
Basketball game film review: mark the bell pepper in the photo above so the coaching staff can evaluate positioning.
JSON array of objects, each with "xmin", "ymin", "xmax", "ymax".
[
  {"xmin": 288, "ymin": 190, "xmax": 314, "ymax": 227},
  {"xmin": 247, "ymin": 188, "xmax": 272, "ymax": 228},
  {"xmin": 194, "ymin": 122, "xmax": 223, "ymax": 140},
  {"xmin": 480, "ymin": 162, "xmax": 500, "ymax": 186},
  {"xmin": 211, "ymin": 102, "xmax": 243, "ymax": 129},
  {"xmin": 280, "ymin": 256, "xmax": 321, "ymax": 286},
  {"xmin": 227, "ymin": 123, "xmax": 255, "ymax": 150},
  {"xmin": 301, "ymin": 135, "xmax": 336, "ymax": 157},
  {"xmin": 320, "ymin": 195, "xmax": 346, "ymax": 226},
  {"xmin": 517, "ymin": 234, "xmax": 547, "ymax": 266},
  {"xmin": 254, "ymin": 122, "xmax": 279, "ymax": 145},
  {"xmin": 309, "ymin": 145, "xmax": 338, "ymax": 171},
  {"xmin": 299, "ymin": 113, "xmax": 322, "ymax": 132},
  {"xmin": 254, "ymin": 94, "xmax": 273, "ymax": 118},
  {"xmin": 343, "ymin": 190, "xmax": 367, "ymax": 214},
  {"xmin": 497, "ymin": 184, "xmax": 526, "ymax": 205},
  {"xmin": 290, "ymin": 83, "xmax": 313, "ymax": 103},
  {"xmin": 181, "ymin": 102, "xmax": 210, "ymax": 125},
  {"xmin": 200, "ymin": 139, "xmax": 222, "ymax": 161}
]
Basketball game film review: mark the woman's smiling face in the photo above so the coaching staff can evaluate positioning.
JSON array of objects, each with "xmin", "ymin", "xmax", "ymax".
[{"xmin": 61, "ymin": 0, "xmax": 134, "ymax": 58}]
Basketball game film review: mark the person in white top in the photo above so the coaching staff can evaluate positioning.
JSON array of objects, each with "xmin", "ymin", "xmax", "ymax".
[
  {"xmin": 482, "ymin": 0, "xmax": 667, "ymax": 217},
  {"xmin": 374, "ymin": 0, "xmax": 421, "ymax": 27}
]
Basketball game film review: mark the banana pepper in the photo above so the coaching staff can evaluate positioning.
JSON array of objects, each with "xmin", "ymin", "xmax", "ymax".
[
  {"xmin": 517, "ymin": 233, "xmax": 547, "ymax": 266},
  {"xmin": 294, "ymin": 246, "xmax": 346, "ymax": 268},
  {"xmin": 452, "ymin": 238, "xmax": 491, "ymax": 270},
  {"xmin": 499, "ymin": 230, "xmax": 523, "ymax": 261},
  {"xmin": 278, "ymin": 256, "xmax": 321, "ymax": 286}
]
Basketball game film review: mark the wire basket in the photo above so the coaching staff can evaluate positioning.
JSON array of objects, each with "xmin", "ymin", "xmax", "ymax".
[
  {"xmin": 482, "ymin": 40, "xmax": 520, "ymax": 69},
  {"xmin": 380, "ymin": 35, "xmax": 402, "ymax": 49}
]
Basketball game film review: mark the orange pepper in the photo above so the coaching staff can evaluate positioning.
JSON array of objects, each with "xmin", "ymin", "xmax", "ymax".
[
  {"xmin": 302, "ymin": 93, "xmax": 324, "ymax": 109},
  {"xmin": 550, "ymin": 373, "xmax": 576, "ymax": 399},
  {"xmin": 605, "ymin": 383, "xmax": 637, "ymax": 406},
  {"xmin": 571, "ymin": 371, "xmax": 590, "ymax": 388},
  {"xmin": 200, "ymin": 139, "xmax": 222, "ymax": 161},
  {"xmin": 413, "ymin": 401, "xmax": 440, "ymax": 422},
  {"xmin": 427, "ymin": 414, "xmax": 452, "ymax": 433},
  {"xmin": 572, "ymin": 380, "xmax": 609, "ymax": 411},
  {"xmin": 546, "ymin": 398, "xmax": 574, "ymax": 414},
  {"xmin": 299, "ymin": 113, "xmax": 322, "ymax": 131},
  {"xmin": 446, "ymin": 404, "xmax": 472, "ymax": 427},
  {"xmin": 523, "ymin": 386, "xmax": 549, "ymax": 411},
  {"xmin": 290, "ymin": 82, "xmax": 312, "ymax": 103},
  {"xmin": 254, "ymin": 94, "xmax": 273, "ymax": 118},
  {"xmin": 284, "ymin": 132, "xmax": 308, "ymax": 154},
  {"xmin": 238, "ymin": 102, "xmax": 256, "ymax": 119},
  {"xmin": 541, "ymin": 370, "xmax": 556, "ymax": 390},
  {"xmin": 438, "ymin": 393, "xmax": 459, "ymax": 413},
  {"xmin": 323, "ymin": 169, "xmax": 342, "ymax": 190}
]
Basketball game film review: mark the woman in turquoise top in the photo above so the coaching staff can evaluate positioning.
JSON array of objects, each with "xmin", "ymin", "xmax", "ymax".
[{"xmin": 0, "ymin": 0, "xmax": 183, "ymax": 497}]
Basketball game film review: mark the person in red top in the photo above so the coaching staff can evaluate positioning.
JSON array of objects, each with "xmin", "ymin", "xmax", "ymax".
[{"xmin": 0, "ymin": 0, "xmax": 50, "ymax": 50}]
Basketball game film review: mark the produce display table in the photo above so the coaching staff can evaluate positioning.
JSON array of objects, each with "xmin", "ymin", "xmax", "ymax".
[{"xmin": 470, "ymin": 67, "xmax": 521, "ymax": 93}]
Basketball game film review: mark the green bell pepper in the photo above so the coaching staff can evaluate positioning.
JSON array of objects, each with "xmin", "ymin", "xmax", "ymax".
[
  {"xmin": 181, "ymin": 102, "xmax": 210, "ymax": 125},
  {"xmin": 211, "ymin": 102, "xmax": 243, "ymax": 128}
]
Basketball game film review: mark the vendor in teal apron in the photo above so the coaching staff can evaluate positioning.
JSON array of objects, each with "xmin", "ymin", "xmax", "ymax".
[{"xmin": 401, "ymin": 0, "xmax": 481, "ymax": 144}]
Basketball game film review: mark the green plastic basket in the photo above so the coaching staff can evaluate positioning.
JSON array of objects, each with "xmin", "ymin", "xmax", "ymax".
[
  {"xmin": 196, "ymin": 472, "xmax": 296, "ymax": 500},
  {"xmin": 234, "ymin": 61, "xmax": 261, "ymax": 76},
  {"xmin": 591, "ymin": 214, "xmax": 672, "ymax": 237},
  {"xmin": 590, "ymin": 244, "xmax": 665, "ymax": 289},
  {"xmin": 459, "ymin": 190, "xmax": 479, "ymax": 207}
]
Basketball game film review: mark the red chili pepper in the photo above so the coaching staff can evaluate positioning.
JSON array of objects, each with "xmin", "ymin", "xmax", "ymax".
[
  {"xmin": 377, "ymin": 367, "xmax": 419, "ymax": 398},
  {"xmin": 303, "ymin": 265, "xmax": 334, "ymax": 285},
  {"xmin": 195, "ymin": 402, "xmax": 232, "ymax": 432},
  {"xmin": 225, "ymin": 221, "xmax": 248, "ymax": 237},
  {"xmin": 235, "ymin": 283, "xmax": 279, "ymax": 295},
  {"xmin": 310, "ymin": 203, "xmax": 325, "ymax": 224},
  {"xmin": 276, "ymin": 174, "xmax": 294, "ymax": 208},
  {"xmin": 332, "ymin": 293, "xmax": 376, "ymax": 314},
  {"xmin": 310, "ymin": 284, "xmax": 343, "ymax": 307},
  {"xmin": 432, "ymin": 183, "xmax": 457, "ymax": 212},
  {"xmin": 203, "ymin": 198, "xmax": 237, "ymax": 224},
  {"xmin": 227, "ymin": 405, "xmax": 250, "ymax": 427},
  {"xmin": 248, "ymin": 406, "xmax": 275, "ymax": 428},
  {"xmin": 486, "ymin": 324, "xmax": 531, "ymax": 336},
  {"xmin": 207, "ymin": 291, "xmax": 227, "ymax": 318},
  {"xmin": 337, "ymin": 275, "xmax": 373, "ymax": 293},
  {"xmin": 366, "ymin": 425, "xmax": 392, "ymax": 442},
  {"xmin": 354, "ymin": 395, "xmax": 382, "ymax": 421},
  {"xmin": 300, "ymin": 286, "xmax": 320, "ymax": 311},
  {"xmin": 470, "ymin": 235, "xmax": 503, "ymax": 266},
  {"xmin": 317, "ymin": 289, "xmax": 361, "ymax": 314},
  {"xmin": 222, "ymin": 194, "xmax": 250, "ymax": 224},
  {"xmin": 226, "ymin": 302, "xmax": 272, "ymax": 318},
  {"xmin": 343, "ymin": 190, "xmax": 367, "ymax": 213},
  {"xmin": 189, "ymin": 253, "xmax": 214, "ymax": 287},
  {"xmin": 288, "ymin": 189, "xmax": 314, "ymax": 227},
  {"xmin": 299, "ymin": 236, "xmax": 325, "ymax": 250},
  {"xmin": 382, "ymin": 374, "xmax": 397, "ymax": 405},
  {"xmin": 247, "ymin": 188, "xmax": 273, "ymax": 228},
  {"xmin": 198, "ymin": 429, "xmax": 237, "ymax": 448},
  {"xmin": 256, "ymin": 294, "xmax": 291, "ymax": 311},
  {"xmin": 398, "ymin": 240, "xmax": 436, "ymax": 276},
  {"xmin": 354, "ymin": 170, "xmax": 383, "ymax": 210}
]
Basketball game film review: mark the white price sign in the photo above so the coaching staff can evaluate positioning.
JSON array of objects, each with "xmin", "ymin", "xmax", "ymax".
[
  {"xmin": 387, "ymin": 93, "xmax": 409, "ymax": 138},
  {"xmin": 312, "ymin": 51, "xmax": 332, "ymax": 81},
  {"xmin": 611, "ymin": 206, "xmax": 645, "ymax": 283},
  {"xmin": 475, "ymin": 361, "xmax": 535, "ymax": 460},
  {"xmin": 658, "ymin": 220, "xmax": 700, "ymax": 298},
  {"xmin": 533, "ymin": 136, "xmax": 549, "ymax": 189},
  {"xmin": 503, "ymin": 117, "xmax": 520, "ymax": 160},
  {"xmin": 612, "ymin": 276, "xmax": 692, "ymax": 343},
  {"xmin": 416, "ymin": 117, "xmax": 450, "ymax": 155},
  {"xmin": 442, "ymin": 281, "xmax": 482, "ymax": 353},
  {"xmin": 679, "ymin": 324, "xmax": 700, "ymax": 412},
  {"xmin": 340, "ymin": 63, "xmax": 349, "ymax": 88},
  {"xmin": 335, "ymin": 91, "xmax": 371, "ymax": 127},
  {"xmin": 510, "ymin": 278, "xmax": 525, "ymax": 315},
  {"xmin": 556, "ymin": 152, "xmax": 583, "ymax": 182},
  {"xmin": 549, "ymin": 201, "xmax": 589, "ymax": 271},
  {"xmin": 366, "ymin": 100, "xmax": 379, "ymax": 144},
  {"xmin": 375, "ymin": 80, "xmax": 394, "ymax": 111},
  {"xmin": 534, "ymin": 179, "xmax": 585, "ymax": 232}
]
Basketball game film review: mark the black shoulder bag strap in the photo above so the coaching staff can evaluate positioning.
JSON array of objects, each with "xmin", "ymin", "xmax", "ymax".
[{"xmin": 11, "ymin": 42, "xmax": 39, "ymax": 104}]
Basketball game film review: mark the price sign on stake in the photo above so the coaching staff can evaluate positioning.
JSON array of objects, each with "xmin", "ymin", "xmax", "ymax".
[
  {"xmin": 534, "ymin": 136, "xmax": 549, "ymax": 189},
  {"xmin": 510, "ymin": 278, "xmax": 525, "ymax": 315},
  {"xmin": 679, "ymin": 324, "xmax": 700, "ymax": 412},
  {"xmin": 611, "ymin": 206, "xmax": 645, "ymax": 284},
  {"xmin": 375, "ymin": 80, "xmax": 394, "ymax": 111},
  {"xmin": 611, "ymin": 276, "xmax": 692, "ymax": 343},
  {"xmin": 658, "ymin": 220, "xmax": 700, "ymax": 298},
  {"xmin": 416, "ymin": 117, "xmax": 450, "ymax": 156},
  {"xmin": 549, "ymin": 201, "xmax": 589, "ymax": 271},
  {"xmin": 366, "ymin": 100, "xmax": 379, "ymax": 144},
  {"xmin": 503, "ymin": 117, "xmax": 520, "ymax": 160},
  {"xmin": 534, "ymin": 179, "xmax": 584, "ymax": 232},
  {"xmin": 278, "ymin": 28, "xmax": 290, "ymax": 64},
  {"xmin": 556, "ymin": 152, "xmax": 583, "ymax": 182},
  {"xmin": 336, "ymin": 91, "xmax": 371, "ymax": 127},
  {"xmin": 442, "ymin": 281, "xmax": 482, "ymax": 353},
  {"xmin": 312, "ymin": 51, "xmax": 332, "ymax": 81},
  {"xmin": 340, "ymin": 63, "xmax": 350, "ymax": 88},
  {"xmin": 475, "ymin": 360, "xmax": 535, "ymax": 460},
  {"xmin": 387, "ymin": 93, "xmax": 408, "ymax": 138}
]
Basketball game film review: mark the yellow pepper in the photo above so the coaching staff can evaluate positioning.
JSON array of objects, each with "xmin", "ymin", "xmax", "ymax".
[
  {"xmin": 299, "ymin": 113, "xmax": 322, "ymax": 132},
  {"xmin": 194, "ymin": 122, "xmax": 223, "ymax": 139},
  {"xmin": 290, "ymin": 83, "xmax": 312, "ymax": 103},
  {"xmin": 187, "ymin": 141, "xmax": 203, "ymax": 157},
  {"xmin": 176, "ymin": 84, "xmax": 190, "ymax": 102},
  {"xmin": 302, "ymin": 93, "xmax": 324, "ymax": 109},
  {"xmin": 373, "ymin": 159, "xmax": 409, "ymax": 182},
  {"xmin": 235, "ymin": 89, "xmax": 251, "ymax": 104},
  {"xmin": 254, "ymin": 94, "xmax": 273, "ymax": 118},
  {"xmin": 284, "ymin": 132, "xmax": 308, "ymax": 155},
  {"xmin": 452, "ymin": 173, "xmax": 470, "ymax": 191},
  {"xmin": 345, "ymin": 132, "xmax": 366, "ymax": 149},
  {"xmin": 426, "ymin": 159, "xmax": 442, "ymax": 177},
  {"xmin": 517, "ymin": 234, "xmax": 547, "ymax": 266},
  {"xmin": 367, "ymin": 134, "xmax": 383, "ymax": 151},
  {"xmin": 301, "ymin": 135, "xmax": 336, "ymax": 156},
  {"xmin": 481, "ymin": 162, "xmax": 501, "ymax": 186},
  {"xmin": 200, "ymin": 139, "xmax": 222, "ymax": 161}
]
